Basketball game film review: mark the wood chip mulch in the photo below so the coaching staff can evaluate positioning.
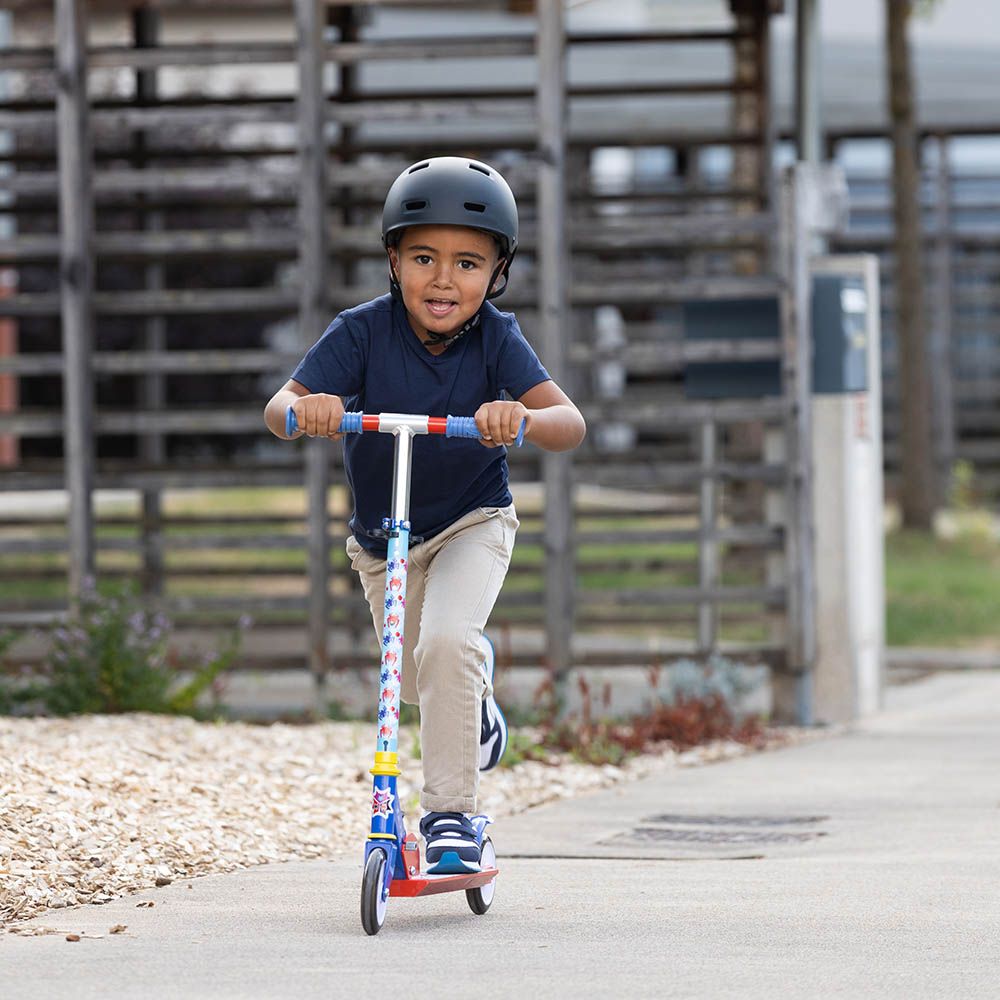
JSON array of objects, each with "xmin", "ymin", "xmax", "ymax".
[{"xmin": 0, "ymin": 713, "xmax": 817, "ymax": 934}]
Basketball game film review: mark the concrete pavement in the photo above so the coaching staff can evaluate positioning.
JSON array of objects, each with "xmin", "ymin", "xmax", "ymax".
[{"xmin": 3, "ymin": 670, "xmax": 999, "ymax": 999}]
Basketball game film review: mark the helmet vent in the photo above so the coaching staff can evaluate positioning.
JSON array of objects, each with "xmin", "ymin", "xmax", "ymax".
[
  {"xmin": 468, "ymin": 163, "xmax": 490, "ymax": 176},
  {"xmin": 403, "ymin": 199, "xmax": 427, "ymax": 211},
  {"xmin": 408, "ymin": 162, "xmax": 430, "ymax": 173},
  {"xmin": 464, "ymin": 202, "xmax": 486, "ymax": 213}
]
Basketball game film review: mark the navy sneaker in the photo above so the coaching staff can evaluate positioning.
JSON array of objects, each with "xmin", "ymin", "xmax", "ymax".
[
  {"xmin": 479, "ymin": 634, "xmax": 508, "ymax": 771},
  {"xmin": 420, "ymin": 812, "xmax": 481, "ymax": 874}
]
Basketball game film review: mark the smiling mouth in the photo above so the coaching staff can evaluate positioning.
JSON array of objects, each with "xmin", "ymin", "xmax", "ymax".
[{"xmin": 425, "ymin": 299, "xmax": 458, "ymax": 317}]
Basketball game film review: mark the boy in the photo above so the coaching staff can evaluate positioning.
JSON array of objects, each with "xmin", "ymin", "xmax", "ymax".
[{"xmin": 264, "ymin": 157, "xmax": 585, "ymax": 873}]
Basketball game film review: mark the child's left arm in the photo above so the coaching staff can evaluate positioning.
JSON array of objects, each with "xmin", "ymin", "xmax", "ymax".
[{"xmin": 475, "ymin": 380, "xmax": 586, "ymax": 452}]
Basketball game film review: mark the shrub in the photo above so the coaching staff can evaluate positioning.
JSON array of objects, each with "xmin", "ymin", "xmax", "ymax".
[{"xmin": 0, "ymin": 579, "xmax": 247, "ymax": 718}]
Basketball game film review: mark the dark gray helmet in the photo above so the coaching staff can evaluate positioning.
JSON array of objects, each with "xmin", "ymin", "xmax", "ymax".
[{"xmin": 381, "ymin": 156, "xmax": 518, "ymax": 257}]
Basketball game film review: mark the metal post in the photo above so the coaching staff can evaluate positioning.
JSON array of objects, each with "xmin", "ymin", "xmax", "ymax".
[
  {"xmin": 777, "ymin": 164, "xmax": 817, "ymax": 724},
  {"xmin": 795, "ymin": 0, "xmax": 821, "ymax": 165},
  {"xmin": 536, "ymin": 0, "xmax": 574, "ymax": 682},
  {"xmin": 295, "ymin": 0, "xmax": 331, "ymax": 716},
  {"xmin": 55, "ymin": 0, "xmax": 95, "ymax": 604}
]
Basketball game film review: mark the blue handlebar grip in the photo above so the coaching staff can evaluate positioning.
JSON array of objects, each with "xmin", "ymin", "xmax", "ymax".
[
  {"xmin": 445, "ymin": 415, "xmax": 526, "ymax": 447},
  {"xmin": 339, "ymin": 411, "xmax": 364, "ymax": 434},
  {"xmin": 445, "ymin": 416, "xmax": 480, "ymax": 440},
  {"xmin": 285, "ymin": 406, "xmax": 364, "ymax": 437}
]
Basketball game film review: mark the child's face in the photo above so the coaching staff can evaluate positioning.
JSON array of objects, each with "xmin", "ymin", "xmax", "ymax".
[{"xmin": 388, "ymin": 225, "xmax": 500, "ymax": 343}]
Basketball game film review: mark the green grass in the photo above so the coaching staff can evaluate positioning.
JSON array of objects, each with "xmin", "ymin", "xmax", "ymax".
[{"xmin": 885, "ymin": 531, "xmax": 1000, "ymax": 648}]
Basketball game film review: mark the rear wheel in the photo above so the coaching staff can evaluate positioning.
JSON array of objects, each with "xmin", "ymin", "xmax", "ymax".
[
  {"xmin": 466, "ymin": 837, "xmax": 497, "ymax": 915},
  {"xmin": 361, "ymin": 849, "xmax": 388, "ymax": 935}
]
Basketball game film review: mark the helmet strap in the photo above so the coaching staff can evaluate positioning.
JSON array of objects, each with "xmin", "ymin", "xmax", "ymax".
[
  {"xmin": 485, "ymin": 251, "xmax": 515, "ymax": 301},
  {"xmin": 420, "ymin": 311, "xmax": 481, "ymax": 348},
  {"xmin": 388, "ymin": 254, "xmax": 404, "ymax": 302}
]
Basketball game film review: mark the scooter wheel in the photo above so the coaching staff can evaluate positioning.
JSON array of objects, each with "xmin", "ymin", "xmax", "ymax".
[
  {"xmin": 361, "ymin": 849, "xmax": 388, "ymax": 935},
  {"xmin": 466, "ymin": 837, "xmax": 497, "ymax": 915}
]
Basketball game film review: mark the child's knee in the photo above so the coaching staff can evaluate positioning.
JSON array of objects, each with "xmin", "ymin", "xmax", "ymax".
[{"xmin": 414, "ymin": 627, "xmax": 483, "ymax": 681}]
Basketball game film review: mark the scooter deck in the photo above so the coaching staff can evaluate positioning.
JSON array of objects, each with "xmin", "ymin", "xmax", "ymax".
[{"xmin": 389, "ymin": 868, "xmax": 499, "ymax": 897}]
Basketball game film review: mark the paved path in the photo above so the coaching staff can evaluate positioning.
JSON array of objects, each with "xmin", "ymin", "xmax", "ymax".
[{"xmin": 4, "ymin": 671, "xmax": 999, "ymax": 999}]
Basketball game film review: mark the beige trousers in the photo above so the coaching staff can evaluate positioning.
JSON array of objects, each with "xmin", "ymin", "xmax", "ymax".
[{"xmin": 345, "ymin": 504, "xmax": 519, "ymax": 813}]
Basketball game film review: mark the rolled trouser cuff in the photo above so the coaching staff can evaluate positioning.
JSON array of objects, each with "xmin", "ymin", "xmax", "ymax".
[{"xmin": 420, "ymin": 791, "xmax": 477, "ymax": 813}]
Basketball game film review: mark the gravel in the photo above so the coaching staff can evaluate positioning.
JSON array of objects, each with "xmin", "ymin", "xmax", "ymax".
[{"xmin": 0, "ymin": 713, "xmax": 816, "ymax": 933}]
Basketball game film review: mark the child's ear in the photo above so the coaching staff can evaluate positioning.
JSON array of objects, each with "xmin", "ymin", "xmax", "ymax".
[{"xmin": 387, "ymin": 246, "xmax": 399, "ymax": 269}]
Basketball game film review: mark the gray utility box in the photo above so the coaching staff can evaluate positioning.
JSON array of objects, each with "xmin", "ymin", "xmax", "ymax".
[
  {"xmin": 812, "ymin": 274, "xmax": 869, "ymax": 394},
  {"xmin": 683, "ymin": 273, "xmax": 871, "ymax": 400}
]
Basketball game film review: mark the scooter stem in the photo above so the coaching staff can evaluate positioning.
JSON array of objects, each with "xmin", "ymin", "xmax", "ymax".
[{"xmin": 369, "ymin": 426, "xmax": 415, "ymax": 842}]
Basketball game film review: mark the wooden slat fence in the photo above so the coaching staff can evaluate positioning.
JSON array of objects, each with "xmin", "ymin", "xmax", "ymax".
[{"xmin": 0, "ymin": 1, "xmax": 820, "ymax": 715}]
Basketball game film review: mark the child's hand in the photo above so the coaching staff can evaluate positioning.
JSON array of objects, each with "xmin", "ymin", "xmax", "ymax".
[
  {"xmin": 291, "ymin": 393, "xmax": 345, "ymax": 439},
  {"xmin": 474, "ymin": 400, "xmax": 530, "ymax": 448}
]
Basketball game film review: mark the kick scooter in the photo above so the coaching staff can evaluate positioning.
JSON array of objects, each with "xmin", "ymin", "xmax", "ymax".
[{"xmin": 286, "ymin": 406, "xmax": 524, "ymax": 935}]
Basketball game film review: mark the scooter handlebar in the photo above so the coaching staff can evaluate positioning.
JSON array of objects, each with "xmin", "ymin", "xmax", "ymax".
[{"xmin": 286, "ymin": 406, "xmax": 525, "ymax": 446}]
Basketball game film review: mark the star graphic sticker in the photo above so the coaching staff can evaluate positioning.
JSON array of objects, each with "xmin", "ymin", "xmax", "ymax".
[{"xmin": 372, "ymin": 787, "xmax": 393, "ymax": 820}]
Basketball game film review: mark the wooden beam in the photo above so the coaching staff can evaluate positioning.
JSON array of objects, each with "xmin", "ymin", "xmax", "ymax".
[
  {"xmin": 535, "ymin": 0, "xmax": 574, "ymax": 680},
  {"xmin": 132, "ymin": 6, "xmax": 167, "ymax": 599},
  {"xmin": 295, "ymin": 0, "xmax": 332, "ymax": 711},
  {"xmin": 55, "ymin": 0, "xmax": 95, "ymax": 604},
  {"xmin": 697, "ymin": 421, "xmax": 720, "ymax": 652}
]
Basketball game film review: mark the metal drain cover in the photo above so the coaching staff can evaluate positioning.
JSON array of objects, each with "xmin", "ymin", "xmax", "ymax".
[
  {"xmin": 641, "ymin": 814, "xmax": 829, "ymax": 828},
  {"xmin": 599, "ymin": 813, "xmax": 831, "ymax": 849},
  {"xmin": 620, "ymin": 826, "xmax": 827, "ymax": 846}
]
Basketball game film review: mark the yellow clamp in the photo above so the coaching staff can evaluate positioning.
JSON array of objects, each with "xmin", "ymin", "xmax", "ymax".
[{"xmin": 370, "ymin": 750, "xmax": 401, "ymax": 777}]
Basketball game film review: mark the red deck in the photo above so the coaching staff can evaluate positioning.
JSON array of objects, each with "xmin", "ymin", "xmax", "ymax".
[{"xmin": 389, "ymin": 868, "xmax": 499, "ymax": 897}]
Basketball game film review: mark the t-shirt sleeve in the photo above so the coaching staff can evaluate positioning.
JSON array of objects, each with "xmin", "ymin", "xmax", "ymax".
[
  {"xmin": 290, "ymin": 312, "xmax": 367, "ymax": 396},
  {"xmin": 497, "ymin": 315, "xmax": 551, "ymax": 399}
]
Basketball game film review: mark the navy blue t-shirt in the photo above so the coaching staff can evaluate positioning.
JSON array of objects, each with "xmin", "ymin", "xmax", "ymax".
[{"xmin": 290, "ymin": 294, "xmax": 550, "ymax": 555}]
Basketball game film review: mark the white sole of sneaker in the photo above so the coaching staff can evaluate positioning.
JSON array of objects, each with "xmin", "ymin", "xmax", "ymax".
[{"xmin": 480, "ymin": 635, "xmax": 509, "ymax": 772}]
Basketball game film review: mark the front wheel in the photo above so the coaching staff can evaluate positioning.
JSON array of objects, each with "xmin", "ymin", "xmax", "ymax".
[
  {"xmin": 466, "ymin": 837, "xmax": 497, "ymax": 915},
  {"xmin": 361, "ymin": 849, "xmax": 389, "ymax": 935}
]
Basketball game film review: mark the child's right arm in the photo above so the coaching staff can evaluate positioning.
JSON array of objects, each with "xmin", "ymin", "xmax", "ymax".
[{"xmin": 264, "ymin": 379, "xmax": 346, "ymax": 440}]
